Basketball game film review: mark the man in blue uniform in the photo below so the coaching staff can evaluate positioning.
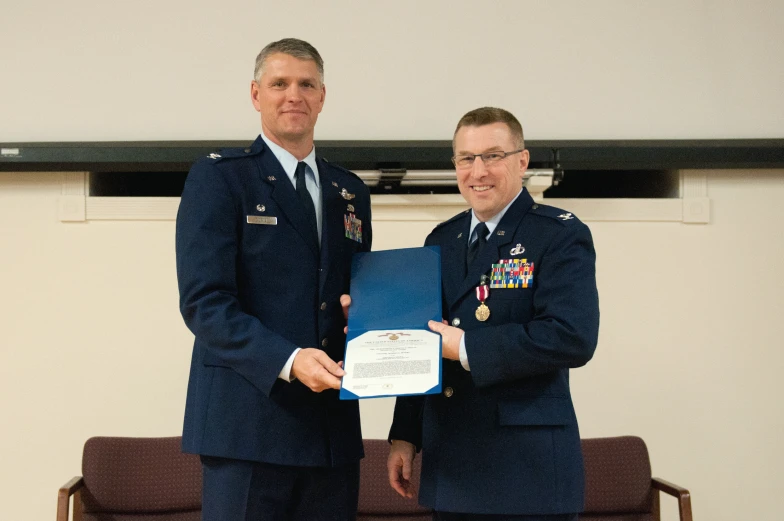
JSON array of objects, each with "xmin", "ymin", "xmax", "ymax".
[
  {"xmin": 387, "ymin": 107, "xmax": 599, "ymax": 520},
  {"xmin": 176, "ymin": 38, "xmax": 372, "ymax": 520}
]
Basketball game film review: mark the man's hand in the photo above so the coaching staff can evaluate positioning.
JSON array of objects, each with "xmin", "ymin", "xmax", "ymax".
[
  {"xmin": 428, "ymin": 320, "xmax": 464, "ymax": 361},
  {"xmin": 388, "ymin": 440, "xmax": 416, "ymax": 498},
  {"xmin": 290, "ymin": 348, "xmax": 345, "ymax": 392},
  {"xmin": 341, "ymin": 294, "xmax": 351, "ymax": 334}
]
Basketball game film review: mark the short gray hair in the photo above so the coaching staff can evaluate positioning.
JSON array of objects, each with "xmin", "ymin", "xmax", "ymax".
[{"xmin": 253, "ymin": 38, "xmax": 324, "ymax": 83}]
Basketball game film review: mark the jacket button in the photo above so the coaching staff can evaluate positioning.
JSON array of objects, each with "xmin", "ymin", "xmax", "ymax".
[
  {"xmin": 320, "ymin": 302, "xmax": 327, "ymax": 311},
  {"xmin": 443, "ymin": 387, "xmax": 454, "ymax": 398},
  {"xmin": 451, "ymin": 317, "xmax": 461, "ymax": 327},
  {"xmin": 321, "ymin": 338, "xmax": 329, "ymax": 347},
  {"xmin": 244, "ymin": 148, "xmax": 251, "ymax": 153},
  {"xmin": 531, "ymin": 204, "xmax": 539, "ymax": 210}
]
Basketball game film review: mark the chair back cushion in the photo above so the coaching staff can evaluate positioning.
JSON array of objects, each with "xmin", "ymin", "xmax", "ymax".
[
  {"xmin": 581, "ymin": 436, "xmax": 653, "ymax": 515},
  {"xmin": 357, "ymin": 439, "xmax": 432, "ymax": 517},
  {"xmin": 80, "ymin": 436, "xmax": 201, "ymax": 515}
]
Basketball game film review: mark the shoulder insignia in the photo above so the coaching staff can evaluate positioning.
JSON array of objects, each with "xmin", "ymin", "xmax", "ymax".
[
  {"xmin": 205, "ymin": 144, "xmax": 259, "ymax": 163},
  {"xmin": 530, "ymin": 203, "xmax": 580, "ymax": 225},
  {"xmin": 321, "ymin": 157, "xmax": 363, "ymax": 183},
  {"xmin": 431, "ymin": 208, "xmax": 470, "ymax": 232}
]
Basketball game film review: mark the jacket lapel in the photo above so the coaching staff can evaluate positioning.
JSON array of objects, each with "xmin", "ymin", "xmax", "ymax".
[
  {"xmin": 443, "ymin": 215, "xmax": 471, "ymax": 308},
  {"xmin": 448, "ymin": 189, "xmax": 535, "ymax": 309},
  {"xmin": 317, "ymin": 159, "xmax": 346, "ymax": 297},
  {"xmin": 253, "ymin": 141, "xmax": 320, "ymax": 258}
]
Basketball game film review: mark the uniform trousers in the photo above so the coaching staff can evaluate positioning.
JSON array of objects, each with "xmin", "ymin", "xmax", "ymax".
[{"xmin": 201, "ymin": 455, "xmax": 360, "ymax": 521}]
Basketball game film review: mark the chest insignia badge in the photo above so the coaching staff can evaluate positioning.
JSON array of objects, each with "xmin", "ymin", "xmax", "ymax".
[{"xmin": 510, "ymin": 244, "xmax": 525, "ymax": 256}]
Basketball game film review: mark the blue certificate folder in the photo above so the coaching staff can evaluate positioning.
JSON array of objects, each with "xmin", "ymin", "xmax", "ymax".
[{"xmin": 340, "ymin": 246, "xmax": 443, "ymax": 400}]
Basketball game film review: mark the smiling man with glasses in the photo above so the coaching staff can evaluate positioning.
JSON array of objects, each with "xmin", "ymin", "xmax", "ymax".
[{"xmin": 387, "ymin": 107, "xmax": 600, "ymax": 521}]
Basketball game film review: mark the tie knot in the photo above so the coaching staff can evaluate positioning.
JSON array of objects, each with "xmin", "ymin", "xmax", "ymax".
[{"xmin": 473, "ymin": 222, "xmax": 489, "ymax": 243}]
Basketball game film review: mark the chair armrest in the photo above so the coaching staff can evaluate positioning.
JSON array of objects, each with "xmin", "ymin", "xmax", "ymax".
[
  {"xmin": 652, "ymin": 477, "xmax": 693, "ymax": 521},
  {"xmin": 57, "ymin": 477, "xmax": 84, "ymax": 521}
]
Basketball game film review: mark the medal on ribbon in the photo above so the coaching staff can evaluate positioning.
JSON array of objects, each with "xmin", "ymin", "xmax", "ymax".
[{"xmin": 475, "ymin": 276, "xmax": 490, "ymax": 322}]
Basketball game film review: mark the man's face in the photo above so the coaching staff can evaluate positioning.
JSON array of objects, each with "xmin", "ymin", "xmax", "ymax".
[
  {"xmin": 251, "ymin": 52, "xmax": 326, "ymax": 144},
  {"xmin": 454, "ymin": 122, "xmax": 529, "ymax": 222}
]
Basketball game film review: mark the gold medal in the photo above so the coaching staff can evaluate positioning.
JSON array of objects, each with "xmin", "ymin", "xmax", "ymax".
[
  {"xmin": 475, "ymin": 282, "xmax": 490, "ymax": 322},
  {"xmin": 475, "ymin": 302, "xmax": 490, "ymax": 321}
]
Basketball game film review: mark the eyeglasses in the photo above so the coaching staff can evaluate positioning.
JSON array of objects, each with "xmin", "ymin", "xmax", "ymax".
[{"xmin": 451, "ymin": 149, "xmax": 525, "ymax": 169}]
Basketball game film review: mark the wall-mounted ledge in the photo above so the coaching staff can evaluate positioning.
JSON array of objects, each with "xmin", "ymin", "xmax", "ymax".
[
  {"xmin": 3, "ymin": 138, "xmax": 784, "ymax": 172},
  {"xmin": 59, "ymin": 171, "xmax": 711, "ymax": 224}
]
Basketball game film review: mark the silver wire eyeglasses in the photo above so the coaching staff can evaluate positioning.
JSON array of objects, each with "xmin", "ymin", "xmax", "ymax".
[{"xmin": 451, "ymin": 149, "xmax": 525, "ymax": 169}]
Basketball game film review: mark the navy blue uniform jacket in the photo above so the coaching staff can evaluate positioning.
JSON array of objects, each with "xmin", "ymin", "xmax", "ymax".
[
  {"xmin": 389, "ymin": 189, "xmax": 599, "ymax": 515},
  {"xmin": 176, "ymin": 136, "xmax": 372, "ymax": 467}
]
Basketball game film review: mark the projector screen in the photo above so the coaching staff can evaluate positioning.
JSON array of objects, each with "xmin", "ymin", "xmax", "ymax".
[{"xmin": 2, "ymin": 0, "xmax": 782, "ymax": 142}]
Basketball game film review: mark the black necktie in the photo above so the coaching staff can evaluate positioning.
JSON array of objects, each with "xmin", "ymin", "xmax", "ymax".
[
  {"xmin": 467, "ymin": 222, "xmax": 489, "ymax": 265},
  {"xmin": 295, "ymin": 162, "xmax": 318, "ymax": 240}
]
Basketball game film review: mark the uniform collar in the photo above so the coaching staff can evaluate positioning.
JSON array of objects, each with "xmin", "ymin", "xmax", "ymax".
[
  {"xmin": 259, "ymin": 131, "xmax": 320, "ymax": 188},
  {"xmin": 468, "ymin": 189, "xmax": 523, "ymax": 243}
]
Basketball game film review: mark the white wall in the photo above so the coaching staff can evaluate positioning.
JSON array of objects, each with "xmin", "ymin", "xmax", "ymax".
[
  {"xmin": 1, "ymin": 171, "xmax": 783, "ymax": 521},
  {"xmin": 1, "ymin": 0, "xmax": 783, "ymax": 141}
]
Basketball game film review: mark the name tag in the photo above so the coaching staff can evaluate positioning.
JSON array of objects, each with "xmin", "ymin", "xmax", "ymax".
[{"xmin": 247, "ymin": 216, "xmax": 277, "ymax": 225}]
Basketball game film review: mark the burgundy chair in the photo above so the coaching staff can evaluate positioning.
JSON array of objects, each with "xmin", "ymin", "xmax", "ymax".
[
  {"xmin": 581, "ymin": 436, "xmax": 693, "ymax": 521},
  {"xmin": 57, "ymin": 435, "xmax": 691, "ymax": 521},
  {"xmin": 358, "ymin": 439, "xmax": 433, "ymax": 521},
  {"xmin": 57, "ymin": 436, "xmax": 201, "ymax": 521}
]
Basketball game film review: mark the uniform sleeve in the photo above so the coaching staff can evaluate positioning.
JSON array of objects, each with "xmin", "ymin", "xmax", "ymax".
[
  {"xmin": 175, "ymin": 160, "xmax": 299, "ymax": 396},
  {"xmin": 466, "ymin": 221, "xmax": 600, "ymax": 388},
  {"xmin": 388, "ymin": 395, "xmax": 425, "ymax": 451}
]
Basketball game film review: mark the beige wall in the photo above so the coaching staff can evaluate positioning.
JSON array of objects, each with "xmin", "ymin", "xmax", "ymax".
[
  {"xmin": 1, "ymin": 0, "xmax": 783, "ymax": 141},
  {"xmin": 2, "ymin": 1, "xmax": 783, "ymax": 519},
  {"xmin": 1, "ymin": 171, "xmax": 783, "ymax": 520}
]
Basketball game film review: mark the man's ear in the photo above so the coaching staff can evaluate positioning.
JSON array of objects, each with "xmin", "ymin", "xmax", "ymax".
[
  {"xmin": 518, "ymin": 149, "xmax": 530, "ymax": 175},
  {"xmin": 250, "ymin": 81, "xmax": 262, "ymax": 112}
]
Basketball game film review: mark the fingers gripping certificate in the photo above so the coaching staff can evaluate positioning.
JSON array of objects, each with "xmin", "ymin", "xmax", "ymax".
[{"xmin": 340, "ymin": 247, "xmax": 442, "ymax": 399}]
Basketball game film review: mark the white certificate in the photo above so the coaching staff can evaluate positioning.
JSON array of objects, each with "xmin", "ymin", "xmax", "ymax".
[{"xmin": 341, "ymin": 329, "xmax": 442, "ymax": 398}]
